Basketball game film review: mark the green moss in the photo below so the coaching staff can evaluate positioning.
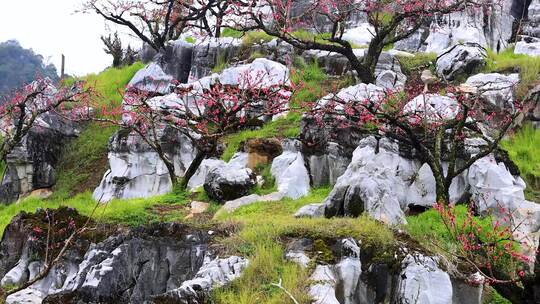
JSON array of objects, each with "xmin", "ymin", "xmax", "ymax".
[
  {"xmin": 484, "ymin": 48, "xmax": 540, "ymax": 98},
  {"xmin": 248, "ymin": 51, "xmax": 266, "ymax": 62},
  {"xmin": 501, "ymin": 124, "xmax": 540, "ymax": 201},
  {"xmin": 253, "ymin": 163, "xmax": 277, "ymax": 195},
  {"xmin": 213, "ymin": 187, "xmax": 396, "ymax": 303},
  {"xmin": 397, "ymin": 52, "xmax": 437, "ymax": 75},
  {"xmin": 313, "ymin": 239, "xmax": 335, "ymax": 264},
  {"xmin": 221, "ymin": 28, "xmax": 244, "ymax": 39},
  {"xmin": 212, "ymin": 53, "xmax": 229, "ymax": 73}
]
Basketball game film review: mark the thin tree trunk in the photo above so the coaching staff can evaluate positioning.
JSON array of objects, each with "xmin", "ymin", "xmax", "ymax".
[{"xmin": 179, "ymin": 150, "xmax": 207, "ymax": 190}]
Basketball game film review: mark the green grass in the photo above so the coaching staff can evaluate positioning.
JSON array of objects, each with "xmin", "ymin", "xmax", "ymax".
[
  {"xmin": 397, "ymin": 52, "xmax": 437, "ymax": 75},
  {"xmin": 406, "ymin": 206, "xmax": 521, "ymax": 276},
  {"xmin": 484, "ymin": 48, "xmax": 540, "ymax": 98},
  {"xmin": 212, "ymin": 187, "xmax": 396, "ymax": 303},
  {"xmin": 212, "ymin": 53, "xmax": 229, "ymax": 73},
  {"xmin": 221, "ymin": 114, "xmax": 302, "ymax": 162},
  {"xmin": 241, "ymin": 31, "xmax": 274, "ymax": 47},
  {"xmin": 185, "ymin": 36, "xmax": 196, "ymax": 44},
  {"xmin": 290, "ymin": 61, "xmax": 328, "ymax": 108},
  {"xmin": 221, "ymin": 28, "xmax": 244, "ymax": 39},
  {"xmin": 501, "ymin": 124, "xmax": 540, "ymax": 201},
  {"xmin": 53, "ymin": 63, "xmax": 145, "ymax": 199},
  {"xmin": 0, "ymin": 190, "xmax": 190, "ymax": 238}
]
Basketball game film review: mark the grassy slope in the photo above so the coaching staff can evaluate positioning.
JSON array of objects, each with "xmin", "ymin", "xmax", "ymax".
[
  {"xmin": 501, "ymin": 125, "xmax": 540, "ymax": 201},
  {"xmin": 212, "ymin": 187, "xmax": 395, "ymax": 303},
  {"xmin": 0, "ymin": 191, "xmax": 191, "ymax": 238},
  {"xmin": 53, "ymin": 63, "xmax": 144, "ymax": 199},
  {"xmin": 484, "ymin": 48, "xmax": 540, "ymax": 98}
]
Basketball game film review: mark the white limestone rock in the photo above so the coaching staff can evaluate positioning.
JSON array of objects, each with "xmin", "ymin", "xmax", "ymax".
[
  {"xmin": 465, "ymin": 73, "xmax": 520, "ymax": 109},
  {"xmin": 436, "ymin": 43, "xmax": 487, "ymax": 81},
  {"xmin": 395, "ymin": 254, "xmax": 453, "ymax": 304},
  {"xmin": 271, "ymin": 139, "xmax": 310, "ymax": 199}
]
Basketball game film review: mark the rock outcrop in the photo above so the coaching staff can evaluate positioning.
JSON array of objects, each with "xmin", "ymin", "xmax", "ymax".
[
  {"xmin": 0, "ymin": 209, "xmax": 247, "ymax": 304},
  {"xmin": 0, "ymin": 113, "xmax": 80, "ymax": 205},
  {"xmin": 436, "ymin": 43, "xmax": 487, "ymax": 81},
  {"xmin": 93, "ymin": 128, "xmax": 196, "ymax": 202},
  {"xmin": 204, "ymin": 166, "xmax": 257, "ymax": 202}
]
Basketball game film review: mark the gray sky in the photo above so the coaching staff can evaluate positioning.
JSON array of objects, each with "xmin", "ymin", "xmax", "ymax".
[{"xmin": 0, "ymin": 0, "xmax": 140, "ymax": 76}]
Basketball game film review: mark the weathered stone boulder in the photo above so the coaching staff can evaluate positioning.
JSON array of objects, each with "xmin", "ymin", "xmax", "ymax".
[
  {"xmin": 395, "ymin": 2, "xmax": 513, "ymax": 53},
  {"xmin": 393, "ymin": 254, "xmax": 453, "ymax": 303},
  {"xmin": 0, "ymin": 113, "xmax": 80, "ymax": 205},
  {"xmin": 464, "ymin": 73, "xmax": 520, "ymax": 109},
  {"xmin": 148, "ymin": 256, "xmax": 248, "ymax": 304},
  {"xmin": 245, "ymin": 138, "xmax": 283, "ymax": 170},
  {"xmin": 93, "ymin": 128, "xmax": 196, "ymax": 202},
  {"xmin": 301, "ymin": 83, "xmax": 386, "ymax": 187},
  {"xmin": 270, "ymin": 139, "xmax": 310, "ymax": 199},
  {"xmin": 128, "ymin": 62, "xmax": 175, "ymax": 94},
  {"xmin": 0, "ymin": 208, "xmax": 247, "ymax": 304},
  {"xmin": 436, "ymin": 43, "xmax": 487, "ymax": 81},
  {"xmin": 189, "ymin": 38, "xmax": 241, "ymax": 81},
  {"xmin": 204, "ymin": 166, "xmax": 257, "ymax": 202}
]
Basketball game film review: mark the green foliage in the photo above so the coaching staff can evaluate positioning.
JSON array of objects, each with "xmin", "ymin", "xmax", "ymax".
[
  {"xmin": 407, "ymin": 206, "xmax": 493, "ymax": 249},
  {"xmin": 483, "ymin": 287, "xmax": 512, "ymax": 304},
  {"xmin": 221, "ymin": 114, "xmax": 302, "ymax": 162},
  {"xmin": 290, "ymin": 61, "xmax": 328, "ymax": 108},
  {"xmin": 0, "ymin": 191, "xmax": 190, "ymax": 238},
  {"xmin": 407, "ymin": 206, "xmax": 521, "ymax": 275},
  {"xmin": 253, "ymin": 163, "xmax": 276, "ymax": 195},
  {"xmin": 53, "ymin": 63, "xmax": 145, "ymax": 198},
  {"xmin": 241, "ymin": 31, "xmax": 274, "ymax": 47},
  {"xmin": 185, "ymin": 36, "xmax": 196, "ymax": 44},
  {"xmin": 397, "ymin": 52, "xmax": 437, "ymax": 75},
  {"xmin": 221, "ymin": 28, "xmax": 244, "ymax": 39},
  {"xmin": 0, "ymin": 40, "xmax": 59, "ymax": 96},
  {"xmin": 501, "ymin": 124, "xmax": 540, "ymax": 201},
  {"xmin": 82, "ymin": 62, "xmax": 145, "ymax": 112},
  {"xmin": 484, "ymin": 48, "xmax": 540, "ymax": 98},
  {"xmin": 248, "ymin": 51, "xmax": 266, "ymax": 62},
  {"xmin": 212, "ymin": 53, "xmax": 229, "ymax": 73},
  {"xmin": 213, "ymin": 187, "xmax": 396, "ymax": 303}
]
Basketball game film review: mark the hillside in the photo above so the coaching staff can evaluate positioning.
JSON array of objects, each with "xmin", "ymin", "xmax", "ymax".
[{"xmin": 1, "ymin": 1, "xmax": 540, "ymax": 304}]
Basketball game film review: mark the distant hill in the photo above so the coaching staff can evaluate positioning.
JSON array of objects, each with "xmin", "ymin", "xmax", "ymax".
[{"xmin": 0, "ymin": 40, "xmax": 59, "ymax": 98}]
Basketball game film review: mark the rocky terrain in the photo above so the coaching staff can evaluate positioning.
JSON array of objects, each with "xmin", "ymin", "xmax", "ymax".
[{"xmin": 1, "ymin": 0, "xmax": 540, "ymax": 303}]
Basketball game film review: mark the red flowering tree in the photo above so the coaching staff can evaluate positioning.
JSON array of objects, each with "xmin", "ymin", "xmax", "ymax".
[
  {"xmin": 0, "ymin": 78, "xmax": 90, "ymax": 166},
  {"xmin": 84, "ymin": 0, "xmax": 223, "ymax": 51},
  {"xmin": 232, "ymin": 0, "xmax": 486, "ymax": 83},
  {"xmin": 99, "ymin": 69, "xmax": 292, "ymax": 190},
  {"xmin": 311, "ymin": 82, "xmax": 529, "ymax": 205}
]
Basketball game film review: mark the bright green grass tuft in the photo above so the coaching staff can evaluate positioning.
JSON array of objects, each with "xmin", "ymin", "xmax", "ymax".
[
  {"xmin": 406, "ymin": 206, "xmax": 493, "ymax": 249},
  {"xmin": 484, "ymin": 48, "xmax": 540, "ymax": 98},
  {"xmin": 221, "ymin": 28, "xmax": 244, "ymax": 39},
  {"xmin": 53, "ymin": 63, "xmax": 145, "ymax": 199},
  {"xmin": 397, "ymin": 52, "xmax": 437, "ymax": 75},
  {"xmin": 501, "ymin": 124, "xmax": 540, "ymax": 201},
  {"xmin": 241, "ymin": 31, "xmax": 274, "ymax": 47}
]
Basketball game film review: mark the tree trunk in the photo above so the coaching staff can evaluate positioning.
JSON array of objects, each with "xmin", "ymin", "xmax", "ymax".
[
  {"xmin": 434, "ymin": 173, "xmax": 450, "ymax": 205},
  {"xmin": 362, "ymin": 35, "xmax": 385, "ymax": 79},
  {"xmin": 179, "ymin": 150, "xmax": 207, "ymax": 190},
  {"xmin": 347, "ymin": 51, "xmax": 375, "ymax": 84}
]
